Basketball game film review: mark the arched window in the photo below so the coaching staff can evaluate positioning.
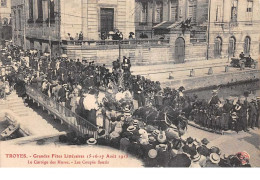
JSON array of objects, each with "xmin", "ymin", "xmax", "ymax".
[
  {"xmin": 228, "ymin": 36, "xmax": 236, "ymax": 57},
  {"xmin": 2, "ymin": 18, "xmax": 8, "ymax": 25},
  {"xmin": 244, "ymin": 36, "xmax": 251, "ymax": 56},
  {"xmin": 214, "ymin": 36, "xmax": 222, "ymax": 57}
]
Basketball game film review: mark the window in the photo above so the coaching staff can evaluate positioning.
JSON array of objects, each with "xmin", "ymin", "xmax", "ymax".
[
  {"xmin": 244, "ymin": 36, "xmax": 251, "ymax": 55},
  {"xmin": 246, "ymin": 1, "xmax": 253, "ymax": 22},
  {"xmin": 228, "ymin": 36, "xmax": 236, "ymax": 57},
  {"xmin": 13, "ymin": 10, "xmax": 17, "ymax": 30},
  {"xmin": 28, "ymin": 0, "xmax": 34, "ymax": 22},
  {"xmin": 18, "ymin": 9, "xmax": 22, "ymax": 30},
  {"xmin": 50, "ymin": 0, "xmax": 55, "ymax": 21},
  {"xmin": 140, "ymin": 2, "xmax": 148, "ymax": 24},
  {"xmin": 1, "ymin": 0, "xmax": 7, "ymax": 7},
  {"xmin": 170, "ymin": 0, "xmax": 178, "ymax": 22},
  {"xmin": 154, "ymin": 1, "xmax": 163, "ymax": 23},
  {"xmin": 36, "ymin": 0, "xmax": 43, "ymax": 23},
  {"xmin": 231, "ymin": 0, "xmax": 238, "ymax": 22},
  {"xmin": 215, "ymin": 5, "xmax": 222, "ymax": 22},
  {"xmin": 214, "ymin": 37, "xmax": 222, "ymax": 57},
  {"xmin": 188, "ymin": 0, "xmax": 197, "ymax": 23}
]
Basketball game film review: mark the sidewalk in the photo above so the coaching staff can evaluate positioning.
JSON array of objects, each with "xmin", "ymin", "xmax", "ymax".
[{"xmin": 131, "ymin": 58, "xmax": 230, "ymax": 75}]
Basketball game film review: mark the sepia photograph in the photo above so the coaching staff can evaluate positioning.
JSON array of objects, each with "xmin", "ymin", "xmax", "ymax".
[{"xmin": 0, "ymin": 0, "xmax": 259, "ymax": 168}]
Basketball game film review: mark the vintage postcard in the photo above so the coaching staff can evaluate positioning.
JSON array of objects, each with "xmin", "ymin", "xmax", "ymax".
[{"xmin": 0, "ymin": 0, "xmax": 259, "ymax": 168}]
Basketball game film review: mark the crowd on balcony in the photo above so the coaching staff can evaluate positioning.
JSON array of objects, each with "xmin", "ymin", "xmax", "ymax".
[{"xmin": 0, "ymin": 45, "xmax": 258, "ymax": 167}]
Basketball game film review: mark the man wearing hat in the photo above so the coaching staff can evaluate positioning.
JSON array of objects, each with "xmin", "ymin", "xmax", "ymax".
[
  {"xmin": 248, "ymin": 99, "xmax": 257, "ymax": 129},
  {"xmin": 197, "ymin": 138, "xmax": 210, "ymax": 157},
  {"xmin": 58, "ymin": 83, "xmax": 68, "ymax": 113},
  {"xmin": 119, "ymin": 133, "xmax": 131, "ymax": 152},
  {"xmin": 205, "ymin": 153, "xmax": 220, "ymax": 167},
  {"xmin": 182, "ymin": 137, "xmax": 197, "ymax": 157},
  {"xmin": 144, "ymin": 149, "xmax": 159, "ymax": 167},
  {"xmin": 190, "ymin": 153, "xmax": 201, "ymax": 168}
]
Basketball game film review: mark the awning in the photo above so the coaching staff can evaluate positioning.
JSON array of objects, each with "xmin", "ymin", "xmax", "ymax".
[{"xmin": 153, "ymin": 21, "xmax": 182, "ymax": 30}]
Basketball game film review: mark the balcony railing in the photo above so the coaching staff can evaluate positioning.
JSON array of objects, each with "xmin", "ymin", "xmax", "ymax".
[
  {"xmin": 25, "ymin": 85, "xmax": 98, "ymax": 138},
  {"xmin": 65, "ymin": 39, "xmax": 170, "ymax": 47},
  {"xmin": 190, "ymin": 38, "xmax": 207, "ymax": 43}
]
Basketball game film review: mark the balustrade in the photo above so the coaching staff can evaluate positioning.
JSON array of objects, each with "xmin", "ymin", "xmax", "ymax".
[{"xmin": 25, "ymin": 85, "xmax": 98, "ymax": 138}]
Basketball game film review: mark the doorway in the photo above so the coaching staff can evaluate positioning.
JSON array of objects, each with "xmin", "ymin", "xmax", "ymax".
[
  {"xmin": 100, "ymin": 8, "xmax": 114, "ymax": 39},
  {"xmin": 214, "ymin": 37, "xmax": 222, "ymax": 58},
  {"xmin": 175, "ymin": 37, "xmax": 185, "ymax": 63}
]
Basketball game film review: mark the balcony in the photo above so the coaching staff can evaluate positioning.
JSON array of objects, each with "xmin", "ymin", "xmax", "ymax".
[{"xmin": 63, "ymin": 39, "xmax": 170, "ymax": 49}]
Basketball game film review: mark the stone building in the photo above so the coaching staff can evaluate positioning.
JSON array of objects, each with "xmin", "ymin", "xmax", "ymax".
[
  {"xmin": 135, "ymin": 0, "xmax": 208, "ymax": 39},
  {"xmin": 0, "ymin": 0, "xmax": 12, "ymax": 47},
  {"xmin": 134, "ymin": 0, "xmax": 260, "ymax": 62},
  {"xmin": 207, "ymin": 0, "xmax": 260, "ymax": 59},
  {"xmin": 11, "ymin": 0, "xmax": 135, "ymax": 55}
]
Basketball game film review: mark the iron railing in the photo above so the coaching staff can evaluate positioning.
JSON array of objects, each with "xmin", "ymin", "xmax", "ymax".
[{"xmin": 25, "ymin": 85, "xmax": 98, "ymax": 138}]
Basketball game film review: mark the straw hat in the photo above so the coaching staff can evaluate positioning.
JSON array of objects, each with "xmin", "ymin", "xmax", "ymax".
[
  {"xmin": 152, "ymin": 129, "xmax": 160, "ymax": 137},
  {"xmin": 110, "ymin": 131, "xmax": 120, "ymax": 139},
  {"xmin": 148, "ymin": 149, "xmax": 157, "ymax": 159},
  {"xmin": 209, "ymin": 153, "xmax": 220, "ymax": 164},
  {"xmin": 127, "ymin": 126, "xmax": 136, "ymax": 132},
  {"xmin": 138, "ymin": 129, "xmax": 147, "ymax": 136},
  {"xmin": 191, "ymin": 153, "xmax": 201, "ymax": 162},
  {"xmin": 148, "ymin": 136, "xmax": 156, "ymax": 144},
  {"xmin": 86, "ymin": 138, "xmax": 97, "ymax": 145},
  {"xmin": 157, "ymin": 132, "xmax": 167, "ymax": 144},
  {"xmin": 212, "ymin": 90, "xmax": 218, "ymax": 94}
]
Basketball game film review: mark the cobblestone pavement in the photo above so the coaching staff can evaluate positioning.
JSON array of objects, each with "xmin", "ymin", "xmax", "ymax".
[{"xmin": 183, "ymin": 125, "xmax": 260, "ymax": 167}]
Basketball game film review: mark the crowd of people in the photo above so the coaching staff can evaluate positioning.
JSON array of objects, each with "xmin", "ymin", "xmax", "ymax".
[
  {"xmin": 188, "ymin": 90, "xmax": 259, "ymax": 133},
  {"xmin": 0, "ymin": 45, "xmax": 257, "ymax": 167}
]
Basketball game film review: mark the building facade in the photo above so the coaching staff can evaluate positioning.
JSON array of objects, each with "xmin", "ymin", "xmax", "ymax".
[
  {"xmin": 11, "ymin": 0, "xmax": 135, "ymax": 55},
  {"xmin": 0, "ymin": 0, "xmax": 12, "ymax": 47},
  {"xmin": 208, "ymin": 0, "xmax": 260, "ymax": 59},
  {"xmin": 135, "ymin": 0, "xmax": 209, "ymax": 39}
]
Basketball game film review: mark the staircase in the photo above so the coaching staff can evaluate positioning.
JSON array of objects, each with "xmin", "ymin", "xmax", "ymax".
[{"xmin": 2, "ymin": 92, "xmax": 60, "ymax": 136}]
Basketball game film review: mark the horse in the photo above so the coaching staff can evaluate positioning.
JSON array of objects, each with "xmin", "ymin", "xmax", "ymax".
[{"xmin": 133, "ymin": 105, "xmax": 187, "ymax": 134}]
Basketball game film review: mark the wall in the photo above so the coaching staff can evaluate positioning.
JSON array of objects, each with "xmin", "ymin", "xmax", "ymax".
[
  {"xmin": 60, "ymin": 0, "xmax": 135, "ymax": 41},
  {"xmin": 162, "ymin": 69, "xmax": 260, "ymax": 90},
  {"xmin": 64, "ymin": 44, "xmax": 173, "ymax": 66},
  {"xmin": 0, "ymin": 0, "xmax": 11, "ymax": 20},
  {"xmin": 63, "ymin": 31, "xmax": 208, "ymax": 65}
]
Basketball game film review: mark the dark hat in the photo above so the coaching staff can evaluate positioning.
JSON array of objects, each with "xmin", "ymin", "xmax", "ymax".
[
  {"xmin": 97, "ymin": 128, "xmax": 106, "ymax": 136},
  {"xmin": 178, "ymin": 86, "xmax": 185, "ymax": 91},
  {"xmin": 201, "ymin": 138, "xmax": 209, "ymax": 145},
  {"xmin": 210, "ymin": 146, "xmax": 221, "ymax": 155},
  {"xmin": 168, "ymin": 153, "xmax": 191, "ymax": 167},
  {"xmin": 186, "ymin": 137, "xmax": 194, "ymax": 144}
]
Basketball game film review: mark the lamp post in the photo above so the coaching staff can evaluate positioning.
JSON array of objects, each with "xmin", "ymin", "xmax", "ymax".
[
  {"xmin": 119, "ymin": 40, "xmax": 121, "ymax": 62},
  {"xmin": 48, "ymin": 0, "xmax": 53, "ymax": 61},
  {"xmin": 206, "ymin": 0, "xmax": 211, "ymax": 60}
]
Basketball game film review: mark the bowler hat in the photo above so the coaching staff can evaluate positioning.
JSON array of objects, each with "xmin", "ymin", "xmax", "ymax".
[{"xmin": 201, "ymin": 138, "xmax": 209, "ymax": 145}]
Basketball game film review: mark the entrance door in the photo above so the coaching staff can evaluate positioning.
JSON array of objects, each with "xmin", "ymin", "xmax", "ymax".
[
  {"xmin": 175, "ymin": 37, "xmax": 185, "ymax": 63},
  {"xmin": 100, "ymin": 8, "xmax": 114, "ymax": 39}
]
